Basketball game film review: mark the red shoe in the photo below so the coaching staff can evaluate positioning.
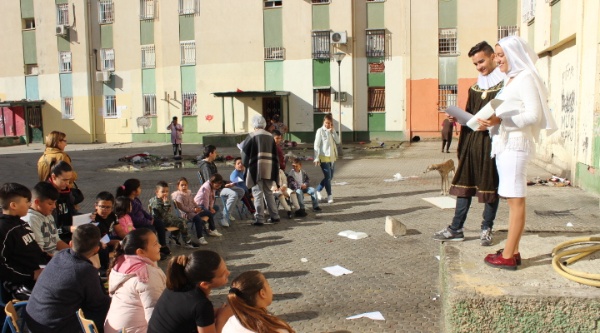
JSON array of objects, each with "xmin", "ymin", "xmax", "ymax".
[
  {"xmin": 484, "ymin": 252, "xmax": 517, "ymax": 271},
  {"xmin": 495, "ymin": 249, "xmax": 521, "ymax": 265}
]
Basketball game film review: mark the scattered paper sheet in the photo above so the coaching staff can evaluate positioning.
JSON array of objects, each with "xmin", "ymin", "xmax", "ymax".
[
  {"xmin": 346, "ymin": 311, "xmax": 385, "ymax": 321},
  {"xmin": 566, "ymin": 222, "xmax": 574, "ymax": 227},
  {"xmin": 323, "ymin": 265, "xmax": 353, "ymax": 277},
  {"xmin": 338, "ymin": 230, "xmax": 368, "ymax": 240},
  {"xmin": 100, "ymin": 234, "xmax": 111, "ymax": 244},
  {"xmin": 422, "ymin": 197, "xmax": 456, "ymax": 209},
  {"xmin": 73, "ymin": 214, "xmax": 92, "ymax": 227},
  {"xmin": 332, "ymin": 181, "xmax": 349, "ymax": 186}
]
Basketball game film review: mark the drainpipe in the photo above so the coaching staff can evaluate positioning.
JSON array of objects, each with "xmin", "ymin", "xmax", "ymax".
[
  {"xmin": 86, "ymin": 0, "xmax": 97, "ymax": 142},
  {"xmin": 351, "ymin": 0, "xmax": 357, "ymax": 143}
]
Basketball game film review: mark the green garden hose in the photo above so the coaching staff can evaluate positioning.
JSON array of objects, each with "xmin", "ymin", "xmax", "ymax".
[{"xmin": 551, "ymin": 237, "xmax": 600, "ymax": 287}]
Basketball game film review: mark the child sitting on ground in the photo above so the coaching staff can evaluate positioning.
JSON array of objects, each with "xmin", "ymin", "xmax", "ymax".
[
  {"xmin": 271, "ymin": 169, "xmax": 300, "ymax": 219},
  {"xmin": 0, "ymin": 183, "xmax": 50, "ymax": 300},
  {"xmin": 113, "ymin": 196, "xmax": 135, "ymax": 239},
  {"xmin": 171, "ymin": 177, "xmax": 221, "ymax": 240},
  {"xmin": 287, "ymin": 158, "xmax": 321, "ymax": 217},
  {"xmin": 149, "ymin": 181, "xmax": 201, "ymax": 248},
  {"xmin": 23, "ymin": 182, "xmax": 70, "ymax": 257},
  {"xmin": 230, "ymin": 157, "xmax": 256, "ymax": 214}
]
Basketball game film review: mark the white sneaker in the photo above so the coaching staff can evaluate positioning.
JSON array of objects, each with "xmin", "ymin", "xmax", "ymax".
[
  {"xmin": 198, "ymin": 237, "xmax": 208, "ymax": 245},
  {"xmin": 316, "ymin": 191, "xmax": 322, "ymax": 201},
  {"xmin": 229, "ymin": 215, "xmax": 235, "ymax": 221},
  {"xmin": 208, "ymin": 229, "xmax": 222, "ymax": 237},
  {"xmin": 327, "ymin": 195, "xmax": 334, "ymax": 204},
  {"xmin": 220, "ymin": 219, "xmax": 230, "ymax": 227}
]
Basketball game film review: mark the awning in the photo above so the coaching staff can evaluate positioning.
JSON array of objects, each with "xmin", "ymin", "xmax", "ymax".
[
  {"xmin": 212, "ymin": 90, "xmax": 290, "ymax": 98},
  {"xmin": 0, "ymin": 100, "xmax": 46, "ymax": 107}
]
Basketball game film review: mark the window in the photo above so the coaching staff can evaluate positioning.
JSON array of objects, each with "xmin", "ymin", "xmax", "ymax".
[
  {"xmin": 264, "ymin": 47, "xmax": 285, "ymax": 60},
  {"xmin": 100, "ymin": 48, "xmax": 115, "ymax": 71},
  {"xmin": 366, "ymin": 29, "xmax": 385, "ymax": 57},
  {"xmin": 179, "ymin": 0, "xmax": 199, "ymax": 15},
  {"xmin": 311, "ymin": 0, "xmax": 330, "ymax": 3},
  {"xmin": 311, "ymin": 31, "xmax": 330, "ymax": 60},
  {"xmin": 313, "ymin": 88, "xmax": 331, "ymax": 113},
  {"xmin": 59, "ymin": 51, "xmax": 72, "ymax": 73},
  {"xmin": 57, "ymin": 4, "xmax": 69, "ymax": 25},
  {"xmin": 141, "ymin": 45, "xmax": 156, "ymax": 68},
  {"xmin": 25, "ymin": 64, "xmax": 39, "ymax": 76},
  {"xmin": 498, "ymin": 26, "xmax": 519, "ymax": 40},
  {"xmin": 438, "ymin": 85, "xmax": 457, "ymax": 111},
  {"xmin": 104, "ymin": 95, "xmax": 117, "ymax": 117},
  {"xmin": 62, "ymin": 97, "xmax": 73, "ymax": 119},
  {"xmin": 180, "ymin": 41, "xmax": 196, "ymax": 65},
  {"xmin": 438, "ymin": 28, "xmax": 458, "ymax": 55},
  {"xmin": 182, "ymin": 92, "xmax": 197, "ymax": 115},
  {"xmin": 98, "ymin": 0, "xmax": 114, "ymax": 24},
  {"xmin": 522, "ymin": 0, "xmax": 536, "ymax": 23},
  {"xmin": 264, "ymin": 1, "xmax": 282, "ymax": 8},
  {"xmin": 143, "ymin": 94, "xmax": 157, "ymax": 116},
  {"xmin": 23, "ymin": 18, "xmax": 35, "ymax": 30},
  {"xmin": 368, "ymin": 87, "xmax": 385, "ymax": 112},
  {"xmin": 140, "ymin": 0, "xmax": 155, "ymax": 19}
]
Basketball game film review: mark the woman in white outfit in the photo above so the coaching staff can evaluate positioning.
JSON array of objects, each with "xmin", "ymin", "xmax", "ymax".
[
  {"xmin": 313, "ymin": 113, "xmax": 340, "ymax": 204},
  {"xmin": 478, "ymin": 36, "xmax": 557, "ymax": 270}
]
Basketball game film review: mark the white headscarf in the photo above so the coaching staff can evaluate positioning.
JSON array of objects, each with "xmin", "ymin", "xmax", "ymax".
[{"xmin": 498, "ymin": 36, "xmax": 557, "ymax": 137}]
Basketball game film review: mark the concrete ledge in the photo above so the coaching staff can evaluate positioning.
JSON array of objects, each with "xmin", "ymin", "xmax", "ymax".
[
  {"xmin": 0, "ymin": 136, "xmax": 22, "ymax": 147},
  {"xmin": 440, "ymin": 232, "xmax": 600, "ymax": 333},
  {"xmin": 202, "ymin": 133, "xmax": 248, "ymax": 147}
]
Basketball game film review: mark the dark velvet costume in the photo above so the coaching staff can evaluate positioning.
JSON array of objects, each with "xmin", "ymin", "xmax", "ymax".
[{"xmin": 449, "ymin": 81, "xmax": 503, "ymax": 203}]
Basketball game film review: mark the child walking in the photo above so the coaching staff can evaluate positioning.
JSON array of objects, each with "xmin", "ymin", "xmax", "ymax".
[
  {"xmin": 147, "ymin": 250, "xmax": 231, "ymax": 333},
  {"xmin": 441, "ymin": 115, "xmax": 457, "ymax": 153}
]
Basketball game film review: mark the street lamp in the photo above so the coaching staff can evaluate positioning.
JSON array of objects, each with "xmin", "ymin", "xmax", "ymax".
[{"xmin": 333, "ymin": 52, "xmax": 345, "ymax": 156}]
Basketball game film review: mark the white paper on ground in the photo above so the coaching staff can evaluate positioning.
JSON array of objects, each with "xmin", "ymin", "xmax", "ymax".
[
  {"xmin": 100, "ymin": 234, "xmax": 111, "ymax": 244},
  {"xmin": 323, "ymin": 265, "xmax": 353, "ymax": 277},
  {"xmin": 466, "ymin": 99, "xmax": 503, "ymax": 130},
  {"xmin": 337, "ymin": 230, "xmax": 368, "ymax": 240},
  {"xmin": 445, "ymin": 106, "xmax": 472, "ymax": 125},
  {"xmin": 73, "ymin": 214, "xmax": 92, "ymax": 227},
  {"xmin": 346, "ymin": 311, "xmax": 385, "ymax": 321},
  {"xmin": 422, "ymin": 197, "xmax": 456, "ymax": 209},
  {"xmin": 332, "ymin": 181, "xmax": 349, "ymax": 186}
]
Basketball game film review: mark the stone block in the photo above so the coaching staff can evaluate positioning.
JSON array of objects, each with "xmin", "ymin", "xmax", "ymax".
[{"xmin": 385, "ymin": 216, "xmax": 406, "ymax": 237}]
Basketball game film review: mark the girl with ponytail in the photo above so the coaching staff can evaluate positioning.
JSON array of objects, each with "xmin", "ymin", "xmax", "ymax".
[
  {"xmin": 148, "ymin": 250, "xmax": 231, "ymax": 333},
  {"xmin": 222, "ymin": 271, "xmax": 294, "ymax": 333},
  {"xmin": 104, "ymin": 229, "xmax": 166, "ymax": 333}
]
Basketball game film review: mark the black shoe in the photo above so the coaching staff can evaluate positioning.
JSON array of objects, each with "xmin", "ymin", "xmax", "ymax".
[
  {"xmin": 270, "ymin": 218, "xmax": 280, "ymax": 223},
  {"xmin": 169, "ymin": 234, "xmax": 182, "ymax": 246},
  {"xmin": 313, "ymin": 206, "xmax": 322, "ymax": 211},
  {"xmin": 160, "ymin": 246, "xmax": 171, "ymax": 255},
  {"xmin": 287, "ymin": 211, "xmax": 293, "ymax": 219},
  {"xmin": 295, "ymin": 209, "xmax": 308, "ymax": 217},
  {"xmin": 252, "ymin": 221, "xmax": 264, "ymax": 226}
]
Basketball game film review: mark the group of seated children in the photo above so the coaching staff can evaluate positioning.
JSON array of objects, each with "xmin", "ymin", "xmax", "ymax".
[{"xmin": 1, "ymin": 179, "xmax": 296, "ymax": 333}]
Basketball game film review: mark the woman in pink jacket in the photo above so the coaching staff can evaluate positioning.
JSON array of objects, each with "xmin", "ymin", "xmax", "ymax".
[{"xmin": 104, "ymin": 229, "xmax": 166, "ymax": 333}]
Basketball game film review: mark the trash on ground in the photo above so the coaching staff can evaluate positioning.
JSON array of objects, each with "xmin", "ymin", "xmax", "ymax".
[
  {"xmin": 323, "ymin": 265, "xmax": 353, "ymax": 277},
  {"xmin": 534, "ymin": 209, "xmax": 575, "ymax": 217},
  {"xmin": 566, "ymin": 222, "xmax": 574, "ymax": 227},
  {"xmin": 384, "ymin": 173, "xmax": 418, "ymax": 182},
  {"xmin": 332, "ymin": 181, "xmax": 349, "ymax": 186},
  {"xmin": 346, "ymin": 311, "xmax": 385, "ymax": 321},
  {"xmin": 300, "ymin": 258, "xmax": 308, "ymax": 263},
  {"xmin": 338, "ymin": 230, "xmax": 368, "ymax": 240},
  {"xmin": 435, "ymin": 256, "xmax": 440, "ymax": 261}
]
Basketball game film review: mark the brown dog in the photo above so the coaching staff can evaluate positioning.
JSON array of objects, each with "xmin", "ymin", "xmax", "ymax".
[{"xmin": 423, "ymin": 159, "xmax": 455, "ymax": 195}]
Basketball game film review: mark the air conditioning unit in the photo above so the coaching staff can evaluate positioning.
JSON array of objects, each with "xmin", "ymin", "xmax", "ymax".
[
  {"xmin": 95, "ymin": 71, "xmax": 111, "ymax": 82},
  {"xmin": 56, "ymin": 24, "xmax": 68, "ymax": 36},
  {"xmin": 330, "ymin": 31, "xmax": 347, "ymax": 44}
]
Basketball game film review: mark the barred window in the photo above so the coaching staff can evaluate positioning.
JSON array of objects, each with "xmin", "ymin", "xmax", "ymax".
[
  {"xmin": 311, "ymin": 0, "xmax": 330, "ymax": 3},
  {"xmin": 59, "ymin": 51, "xmax": 72, "ymax": 73},
  {"xmin": 522, "ymin": 0, "xmax": 536, "ymax": 23},
  {"xmin": 182, "ymin": 93, "xmax": 197, "ymax": 115},
  {"xmin": 264, "ymin": 47, "xmax": 285, "ymax": 60},
  {"xmin": 57, "ymin": 4, "xmax": 69, "ymax": 25},
  {"xmin": 313, "ymin": 88, "xmax": 331, "ymax": 113},
  {"xmin": 98, "ymin": 0, "xmax": 114, "ymax": 24},
  {"xmin": 143, "ymin": 94, "xmax": 157, "ymax": 116},
  {"xmin": 179, "ymin": 0, "xmax": 199, "ymax": 15},
  {"xmin": 498, "ymin": 26, "xmax": 519, "ymax": 40},
  {"xmin": 180, "ymin": 41, "xmax": 196, "ymax": 65},
  {"xmin": 104, "ymin": 95, "xmax": 117, "ymax": 117},
  {"xmin": 141, "ymin": 45, "xmax": 156, "ymax": 68},
  {"xmin": 438, "ymin": 85, "xmax": 457, "ymax": 111},
  {"xmin": 101, "ymin": 48, "xmax": 115, "ymax": 71},
  {"xmin": 439, "ymin": 28, "xmax": 458, "ymax": 55},
  {"xmin": 366, "ymin": 29, "xmax": 385, "ymax": 57},
  {"xmin": 140, "ymin": 0, "xmax": 155, "ymax": 20},
  {"xmin": 62, "ymin": 97, "xmax": 73, "ymax": 119},
  {"xmin": 368, "ymin": 87, "xmax": 385, "ymax": 112},
  {"xmin": 311, "ymin": 31, "xmax": 330, "ymax": 60},
  {"xmin": 264, "ymin": 1, "xmax": 282, "ymax": 8},
  {"xmin": 25, "ymin": 64, "xmax": 39, "ymax": 76}
]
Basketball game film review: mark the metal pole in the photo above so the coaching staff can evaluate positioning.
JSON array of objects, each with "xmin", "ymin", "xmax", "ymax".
[{"xmin": 337, "ymin": 60, "xmax": 343, "ymax": 156}]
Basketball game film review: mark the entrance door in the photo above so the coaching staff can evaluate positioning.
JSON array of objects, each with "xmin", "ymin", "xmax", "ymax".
[
  {"xmin": 26, "ymin": 106, "xmax": 43, "ymax": 143},
  {"xmin": 262, "ymin": 97, "xmax": 281, "ymax": 123}
]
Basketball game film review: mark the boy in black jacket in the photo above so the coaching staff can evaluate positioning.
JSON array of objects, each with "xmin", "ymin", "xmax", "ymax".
[
  {"xmin": 26, "ymin": 224, "xmax": 111, "ymax": 333},
  {"xmin": 0, "ymin": 182, "xmax": 50, "ymax": 300}
]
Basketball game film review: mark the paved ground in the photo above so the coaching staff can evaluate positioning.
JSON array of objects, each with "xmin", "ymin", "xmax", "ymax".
[{"xmin": 1, "ymin": 140, "xmax": 599, "ymax": 332}]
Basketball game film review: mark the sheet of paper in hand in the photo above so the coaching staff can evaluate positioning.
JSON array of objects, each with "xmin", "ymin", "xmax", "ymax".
[
  {"xmin": 444, "ymin": 106, "xmax": 472, "ymax": 125},
  {"xmin": 466, "ymin": 99, "xmax": 503, "ymax": 131}
]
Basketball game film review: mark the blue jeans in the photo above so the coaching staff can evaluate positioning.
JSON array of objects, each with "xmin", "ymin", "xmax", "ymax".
[
  {"xmin": 295, "ymin": 187, "xmax": 319, "ymax": 209},
  {"xmin": 317, "ymin": 162, "xmax": 334, "ymax": 195},
  {"xmin": 450, "ymin": 197, "xmax": 499, "ymax": 231}
]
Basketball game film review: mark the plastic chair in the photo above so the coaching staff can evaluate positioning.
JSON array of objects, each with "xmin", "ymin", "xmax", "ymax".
[
  {"xmin": 76, "ymin": 309, "xmax": 98, "ymax": 333},
  {"xmin": 2, "ymin": 300, "xmax": 27, "ymax": 333}
]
